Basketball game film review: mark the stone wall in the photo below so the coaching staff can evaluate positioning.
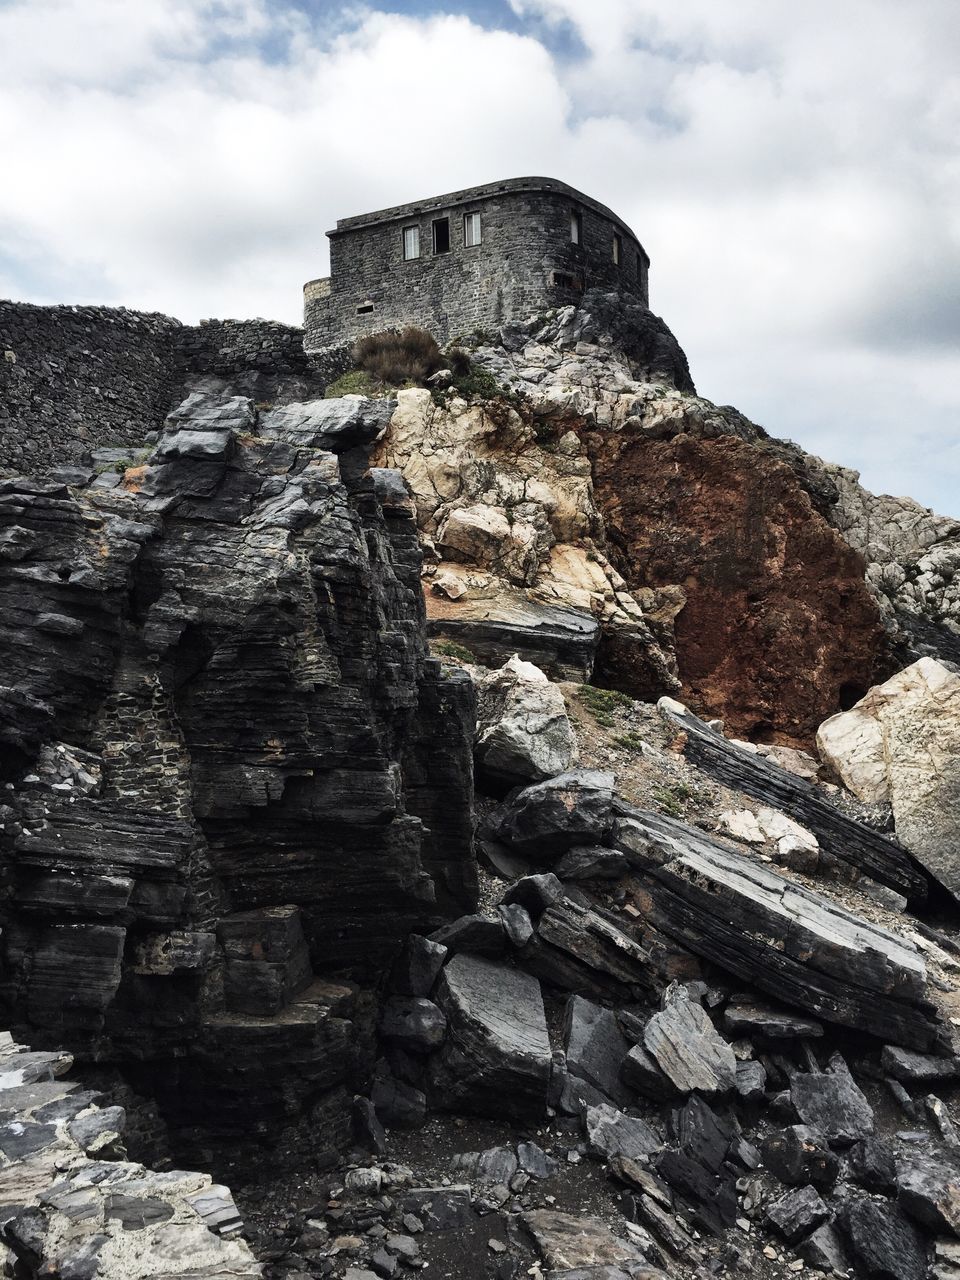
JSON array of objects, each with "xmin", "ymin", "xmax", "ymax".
[
  {"xmin": 0, "ymin": 301, "xmax": 183, "ymax": 473},
  {"xmin": 0, "ymin": 300, "xmax": 314, "ymax": 474},
  {"xmin": 303, "ymin": 176, "xmax": 649, "ymax": 352}
]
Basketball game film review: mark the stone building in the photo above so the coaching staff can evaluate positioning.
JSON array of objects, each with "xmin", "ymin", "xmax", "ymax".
[{"xmin": 303, "ymin": 176, "xmax": 649, "ymax": 353}]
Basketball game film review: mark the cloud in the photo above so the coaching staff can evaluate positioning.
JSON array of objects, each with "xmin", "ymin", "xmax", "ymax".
[{"xmin": 0, "ymin": 0, "xmax": 958, "ymax": 515}]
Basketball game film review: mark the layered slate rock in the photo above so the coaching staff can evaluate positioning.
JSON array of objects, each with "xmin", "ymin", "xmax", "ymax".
[
  {"xmin": 522, "ymin": 1209, "xmax": 657, "ymax": 1273},
  {"xmin": 430, "ymin": 954, "xmax": 551, "ymax": 1118},
  {"xmin": 790, "ymin": 1055, "xmax": 875, "ymax": 1143},
  {"xmin": 0, "ymin": 1031, "xmax": 260, "ymax": 1279},
  {"xmin": 485, "ymin": 770, "xmax": 617, "ymax": 861},
  {"xmin": 641, "ymin": 984, "xmax": 736, "ymax": 1096},
  {"xmin": 657, "ymin": 699, "xmax": 927, "ymax": 901},
  {"xmin": 0, "ymin": 389, "xmax": 476, "ymax": 1170},
  {"xmin": 614, "ymin": 809, "xmax": 940, "ymax": 1049}
]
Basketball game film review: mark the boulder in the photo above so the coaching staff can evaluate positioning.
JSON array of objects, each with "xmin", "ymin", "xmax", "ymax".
[
  {"xmin": 790, "ymin": 1055, "xmax": 874, "ymax": 1144},
  {"xmin": 765, "ymin": 1185, "xmax": 831, "ymax": 1244},
  {"xmin": 486, "ymin": 770, "xmax": 616, "ymax": 861},
  {"xmin": 616, "ymin": 808, "xmax": 938, "ymax": 1049},
  {"xmin": 896, "ymin": 1150, "xmax": 960, "ymax": 1235},
  {"xmin": 426, "ymin": 590, "xmax": 601, "ymax": 684},
  {"xmin": 881, "ymin": 1045, "xmax": 960, "ymax": 1084},
  {"xmin": 816, "ymin": 657, "xmax": 960, "ymax": 901},
  {"xmin": 430, "ymin": 954, "xmax": 551, "ymax": 1118},
  {"xmin": 451, "ymin": 1146, "xmax": 518, "ymax": 1185},
  {"xmin": 522, "ymin": 1209, "xmax": 650, "ymax": 1271},
  {"xmin": 641, "ymin": 984, "xmax": 736, "ymax": 1095},
  {"xmin": 518, "ymin": 1141, "xmax": 558, "ymax": 1179},
  {"xmin": 841, "ymin": 1198, "xmax": 928, "ymax": 1280},
  {"xmin": 761, "ymin": 1126, "xmax": 840, "ymax": 1189},
  {"xmin": 474, "ymin": 656, "xmax": 578, "ymax": 784},
  {"xmin": 584, "ymin": 1103, "xmax": 662, "ymax": 1163},
  {"xmin": 620, "ymin": 1043, "xmax": 677, "ymax": 1102},
  {"xmin": 378, "ymin": 998, "xmax": 447, "ymax": 1054},
  {"xmin": 564, "ymin": 995, "xmax": 631, "ymax": 1106},
  {"xmin": 518, "ymin": 892, "xmax": 655, "ymax": 1002},
  {"xmin": 389, "ymin": 935, "xmax": 447, "ymax": 998},
  {"xmin": 797, "ymin": 1222, "xmax": 848, "ymax": 1273}
]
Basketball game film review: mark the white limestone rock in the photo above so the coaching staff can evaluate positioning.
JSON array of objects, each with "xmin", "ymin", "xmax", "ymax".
[
  {"xmin": 816, "ymin": 657, "xmax": 960, "ymax": 899},
  {"xmin": 474, "ymin": 656, "xmax": 578, "ymax": 784}
]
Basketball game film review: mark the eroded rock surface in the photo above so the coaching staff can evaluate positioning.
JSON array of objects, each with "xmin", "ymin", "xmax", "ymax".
[
  {"xmin": 0, "ymin": 388, "xmax": 476, "ymax": 1171},
  {"xmin": 0, "ymin": 1031, "xmax": 260, "ymax": 1278}
]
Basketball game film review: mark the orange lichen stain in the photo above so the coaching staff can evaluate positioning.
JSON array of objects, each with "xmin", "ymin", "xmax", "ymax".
[{"xmin": 122, "ymin": 465, "xmax": 147, "ymax": 493}]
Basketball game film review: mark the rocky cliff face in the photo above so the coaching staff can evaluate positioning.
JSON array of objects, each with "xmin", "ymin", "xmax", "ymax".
[
  {"xmin": 0, "ymin": 384, "xmax": 475, "ymax": 1173},
  {"xmin": 371, "ymin": 292, "xmax": 948, "ymax": 746}
]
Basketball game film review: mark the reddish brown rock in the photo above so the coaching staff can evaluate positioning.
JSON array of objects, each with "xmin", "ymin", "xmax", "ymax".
[{"xmin": 582, "ymin": 431, "xmax": 888, "ymax": 745}]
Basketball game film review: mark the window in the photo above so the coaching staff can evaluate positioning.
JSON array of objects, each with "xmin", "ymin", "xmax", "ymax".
[
  {"xmin": 432, "ymin": 218, "xmax": 450, "ymax": 254},
  {"xmin": 402, "ymin": 225, "xmax": 420, "ymax": 261},
  {"xmin": 356, "ymin": 303, "xmax": 374, "ymax": 315},
  {"xmin": 612, "ymin": 233, "xmax": 622, "ymax": 265},
  {"xmin": 463, "ymin": 211, "xmax": 482, "ymax": 247},
  {"xmin": 570, "ymin": 210, "xmax": 582, "ymax": 245},
  {"xmin": 552, "ymin": 271, "xmax": 574, "ymax": 289}
]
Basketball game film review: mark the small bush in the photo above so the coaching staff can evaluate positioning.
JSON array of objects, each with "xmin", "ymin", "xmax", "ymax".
[
  {"xmin": 353, "ymin": 326, "xmax": 444, "ymax": 386},
  {"xmin": 614, "ymin": 732, "xmax": 646, "ymax": 753}
]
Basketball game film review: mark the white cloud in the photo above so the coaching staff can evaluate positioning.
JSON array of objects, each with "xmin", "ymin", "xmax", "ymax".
[{"xmin": 0, "ymin": 0, "xmax": 958, "ymax": 514}]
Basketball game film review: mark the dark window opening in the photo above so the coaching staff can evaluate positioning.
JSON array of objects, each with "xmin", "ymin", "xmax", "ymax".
[
  {"xmin": 613, "ymin": 233, "xmax": 622, "ymax": 265},
  {"xmin": 570, "ymin": 210, "xmax": 582, "ymax": 244},
  {"xmin": 433, "ymin": 218, "xmax": 450, "ymax": 254},
  {"xmin": 552, "ymin": 271, "xmax": 575, "ymax": 289},
  {"xmin": 356, "ymin": 303, "xmax": 374, "ymax": 315}
]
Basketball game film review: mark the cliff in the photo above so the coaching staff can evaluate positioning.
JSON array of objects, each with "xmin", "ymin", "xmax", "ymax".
[{"xmin": 0, "ymin": 383, "xmax": 476, "ymax": 1176}]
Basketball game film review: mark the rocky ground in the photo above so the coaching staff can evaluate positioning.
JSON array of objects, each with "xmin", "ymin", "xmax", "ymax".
[{"xmin": 223, "ymin": 657, "xmax": 960, "ymax": 1280}]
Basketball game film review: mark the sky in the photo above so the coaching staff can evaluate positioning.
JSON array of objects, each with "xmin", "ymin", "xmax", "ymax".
[{"xmin": 1, "ymin": 0, "xmax": 958, "ymax": 517}]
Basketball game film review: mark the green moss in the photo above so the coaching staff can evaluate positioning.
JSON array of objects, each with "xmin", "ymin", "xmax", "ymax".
[
  {"xmin": 650, "ymin": 781, "xmax": 696, "ymax": 818},
  {"xmin": 614, "ymin": 732, "xmax": 646, "ymax": 753},
  {"xmin": 324, "ymin": 369, "xmax": 378, "ymax": 398},
  {"xmin": 576, "ymin": 684, "xmax": 634, "ymax": 716},
  {"xmin": 433, "ymin": 639, "xmax": 475, "ymax": 663}
]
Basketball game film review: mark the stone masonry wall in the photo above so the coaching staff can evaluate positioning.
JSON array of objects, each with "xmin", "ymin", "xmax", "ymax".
[
  {"xmin": 303, "ymin": 177, "xmax": 648, "ymax": 352},
  {"xmin": 0, "ymin": 300, "xmax": 313, "ymax": 474}
]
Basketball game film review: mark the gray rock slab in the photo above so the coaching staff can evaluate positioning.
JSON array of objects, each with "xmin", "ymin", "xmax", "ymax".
[
  {"xmin": 431, "ymin": 954, "xmax": 551, "ymax": 1118},
  {"xmin": 790, "ymin": 1056, "xmax": 874, "ymax": 1144},
  {"xmin": 642, "ymin": 985, "xmax": 736, "ymax": 1095},
  {"xmin": 564, "ymin": 995, "xmax": 631, "ymax": 1107},
  {"xmin": 584, "ymin": 1103, "xmax": 662, "ymax": 1163}
]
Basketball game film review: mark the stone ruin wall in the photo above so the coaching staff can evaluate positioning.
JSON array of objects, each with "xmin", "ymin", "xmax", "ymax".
[
  {"xmin": 0, "ymin": 299, "xmax": 314, "ymax": 474},
  {"xmin": 303, "ymin": 177, "xmax": 649, "ymax": 353}
]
